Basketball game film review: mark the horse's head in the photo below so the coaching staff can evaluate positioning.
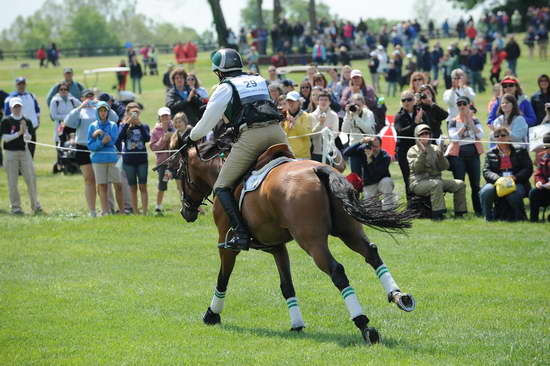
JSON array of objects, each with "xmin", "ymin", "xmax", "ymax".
[{"xmin": 178, "ymin": 136, "xmax": 230, "ymax": 223}]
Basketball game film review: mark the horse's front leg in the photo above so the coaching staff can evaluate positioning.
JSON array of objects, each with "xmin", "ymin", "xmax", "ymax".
[
  {"xmin": 203, "ymin": 248, "xmax": 240, "ymax": 325},
  {"xmin": 271, "ymin": 245, "xmax": 305, "ymax": 331}
]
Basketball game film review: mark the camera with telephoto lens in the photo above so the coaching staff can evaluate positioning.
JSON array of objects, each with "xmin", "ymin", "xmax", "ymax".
[{"xmin": 349, "ymin": 104, "xmax": 358, "ymax": 113}]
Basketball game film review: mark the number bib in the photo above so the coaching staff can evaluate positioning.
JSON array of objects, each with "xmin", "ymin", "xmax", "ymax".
[{"xmin": 229, "ymin": 75, "xmax": 270, "ymax": 103}]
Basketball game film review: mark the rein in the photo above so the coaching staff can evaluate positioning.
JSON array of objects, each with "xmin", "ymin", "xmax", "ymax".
[{"xmin": 179, "ymin": 143, "xmax": 226, "ymax": 212}]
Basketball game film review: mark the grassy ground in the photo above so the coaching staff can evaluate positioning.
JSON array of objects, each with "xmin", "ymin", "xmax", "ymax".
[{"xmin": 1, "ymin": 40, "xmax": 549, "ymax": 365}]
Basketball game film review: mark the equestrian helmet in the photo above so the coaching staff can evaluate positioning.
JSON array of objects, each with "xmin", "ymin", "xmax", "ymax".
[{"xmin": 211, "ymin": 48, "xmax": 243, "ymax": 73}]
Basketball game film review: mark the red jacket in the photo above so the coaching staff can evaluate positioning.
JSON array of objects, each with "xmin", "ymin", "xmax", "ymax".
[
  {"xmin": 36, "ymin": 48, "xmax": 46, "ymax": 60},
  {"xmin": 534, "ymin": 151, "xmax": 550, "ymax": 185}
]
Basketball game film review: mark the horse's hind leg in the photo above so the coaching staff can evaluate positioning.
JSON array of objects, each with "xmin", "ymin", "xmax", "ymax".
[
  {"xmin": 338, "ymin": 228, "xmax": 416, "ymax": 312},
  {"xmin": 271, "ymin": 245, "xmax": 305, "ymax": 331},
  {"xmin": 203, "ymin": 249, "xmax": 240, "ymax": 325},
  {"xmin": 303, "ymin": 241, "xmax": 380, "ymax": 344}
]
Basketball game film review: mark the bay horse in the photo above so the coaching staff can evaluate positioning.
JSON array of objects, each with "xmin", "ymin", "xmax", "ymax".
[{"xmin": 177, "ymin": 139, "xmax": 416, "ymax": 345}]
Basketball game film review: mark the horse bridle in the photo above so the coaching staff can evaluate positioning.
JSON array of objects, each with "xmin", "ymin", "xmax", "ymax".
[{"xmin": 179, "ymin": 144, "xmax": 216, "ymax": 213}]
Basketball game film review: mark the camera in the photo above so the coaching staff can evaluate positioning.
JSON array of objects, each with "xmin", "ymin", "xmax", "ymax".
[
  {"xmin": 167, "ymin": 128, "xmax": 175, "ymax": 133},
  {"xmin": 349, "ymin": 104, "xmax": 358, "ymax": 113},
  {"xmin": 545, "ymin": 104, "xmax": 550, "ymax": 112},
  {"xmin": 364, "ymin": 141, "xmax": 372, "ymax": 150},
  {"xmin": 131, "ymin": 111, "xmax": 138, "ymax": 118}
]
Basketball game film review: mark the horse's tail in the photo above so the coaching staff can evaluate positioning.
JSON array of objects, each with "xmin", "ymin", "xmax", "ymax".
[{"xmin": 314, "ymin": 165, "xmax": 416, "ymax": 234}]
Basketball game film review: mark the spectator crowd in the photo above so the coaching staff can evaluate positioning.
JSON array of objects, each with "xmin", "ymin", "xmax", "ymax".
[{"xmin": 2, "ymin": 6, "xmax": 550, "ymax": 223}]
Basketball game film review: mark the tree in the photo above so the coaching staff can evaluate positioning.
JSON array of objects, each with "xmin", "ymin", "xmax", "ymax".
[
  {"xmin": 207, "ymin": 0, "xmax": 229, "ymax": 47},
  {"xmin": 273, "ymin": 0, "xmax": 283, "ymax": 25},
  {"xmin": 308, "ymin": 0, "xmax": 317, "ymax": 32},
  {"xmin": 61, "ymin": 5, "xmax": 120, "ymax": 52},
  {"xmin": 256, "ymin": 0, "xmax": 265, "ymax": 28},
  {"xmin": 414, "ymin": 0, "xmax": 436, "ymax": 27}
]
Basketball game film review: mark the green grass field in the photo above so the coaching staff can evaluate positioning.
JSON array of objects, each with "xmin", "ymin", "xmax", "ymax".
[{"xmin": 1, "ymin": 40, "xmax": 549, "ymax": 365}]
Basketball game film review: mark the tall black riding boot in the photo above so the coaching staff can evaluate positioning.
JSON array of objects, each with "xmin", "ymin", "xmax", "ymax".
[{"xmin": 215, "ymin": 188, "xmax": 251, "ymax": 251}]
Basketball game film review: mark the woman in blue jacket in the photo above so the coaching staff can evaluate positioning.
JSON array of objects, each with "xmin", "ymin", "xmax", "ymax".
[{"xmin": 87, "ymin": 101, "xmax": 122, "ymax": 216}]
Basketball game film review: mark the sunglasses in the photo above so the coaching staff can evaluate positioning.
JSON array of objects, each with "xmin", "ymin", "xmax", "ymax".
[
  {"xmin": 59, "ymin": 88, "xmax": 69, "ymax": 91},
  {"xmin": 301, "ymin": 86, "xmax": 311, "ymax": 89},
  {"xmin": 401, "ymin": 97, "xmax": 414, "ymax": 102},
  {"xmin": 456, "ymin": 101, "xmax": 468, "ymax": 106},
  {"xmin": 494, "ymin": 134, "xmax": 509, "ymax": 138},
  {"xmin": 502, "ymin": 83, "xmax": 516, "ymax": 88},
  {"xmin": 419, "ymin": 131, "xmax": 431, "ymax": 136},
  {"xmin": 412, "ymin": 78, "xmax": 423, "ymax": 82}
]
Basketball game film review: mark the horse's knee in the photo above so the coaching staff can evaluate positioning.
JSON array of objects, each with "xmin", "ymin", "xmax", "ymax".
[
  {"xmin": 330, "ymin": 261, "xmax": 350, "ymax": 290},
  {"xmin": 364, "ymin": 242, "xmax": 383, "ymax": 268}
]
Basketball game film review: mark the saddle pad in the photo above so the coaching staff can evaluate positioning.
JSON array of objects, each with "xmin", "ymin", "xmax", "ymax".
[{"xmin": 239, "ymin": 156, "xmax": 295, "ymax": 210}]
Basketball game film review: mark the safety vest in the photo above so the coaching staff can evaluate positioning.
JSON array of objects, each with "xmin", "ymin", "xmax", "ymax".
[{"xmin": 223, "ymin": 73, "xmax": 282, "ymax": 128}]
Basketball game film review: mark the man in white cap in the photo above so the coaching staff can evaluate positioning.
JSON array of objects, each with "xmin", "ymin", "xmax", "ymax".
[
  {"xmin": 0, "ymin": 97, "xmax": 41, "ymax": 214},
  {"xmin": 150, "ymin": 106, "xmax": 175, "ymax": 215},
  {"xmin": 4, "ymin": 77, "xmax": 41, "ymax": 158}
]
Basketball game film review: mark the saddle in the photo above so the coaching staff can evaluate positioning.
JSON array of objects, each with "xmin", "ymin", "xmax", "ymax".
[
  {"xmin": 254, "ymin": 144, "xmax": 295, "ymax": 170},
  {"xmin": 235, "ymin": 144, "xmax": 295, "ymax": 209}
]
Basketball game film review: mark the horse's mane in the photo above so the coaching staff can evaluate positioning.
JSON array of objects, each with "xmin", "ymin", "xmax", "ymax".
[{"xmin": 195, "ymin": 121, "xmax": 234, "ymax": 160}]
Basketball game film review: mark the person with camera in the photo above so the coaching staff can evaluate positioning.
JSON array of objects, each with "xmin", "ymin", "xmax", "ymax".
[
  {"xmin": 531, "ymin": 74, "xmax": 550, "ymax": 125},
  {"xmin": 150, "ymin": 107, "xmax": 175, "ymax": 215},
  {"xmin": 480, "ymin": 127, "xmax": 533, "ymax": 222},
  {"xmin": 447, "ymin": 96, "xmax": 484, "ymax": 216},
  {"xmin": 65, "ymin": 89, "xmax": 119, "ymax": 217},
  {"xmin": 443, "ymin": 69, "xmax": 476, "ymax": 124},
  {"xmin": 394, "ymin": 90, "xmax": 429, "ymax": 203},
  {"xmin": 407, "ymin": 124, "xmax": 467, "ymax": 220},
  {"xmin": 416, "ymin": 84, "xmax": 448, "ymax": 141},
  {"xmin": 342, "ymin": 94, "xmax": 376, "ymax": 174},
  {"xmin": 343, "ymin": 136, "xmax": 396, "ymax": 210},
  {"xmin": 529, "ymin": 132, "xmax": 550, "ymax": 222},
  {"xmin": 116, "ymin": 103, "xmax": 150, "ymax": 215},
  {"xmin": 310, "ymin": 90, "xmax": 339, "ymax": 162},
  {"xmin": 87, "ymin": 102, "xmax": 123, "ymax": 217}
]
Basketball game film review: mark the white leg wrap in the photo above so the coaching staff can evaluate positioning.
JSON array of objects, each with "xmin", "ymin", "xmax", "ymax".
[
  {"xmin": 286, "ymin": 297, "xmax": 305, "ymax": 328},
  {"xmin": 210, "ymin": 288, "xmax": 225, "ymax": 314},
  {"xmin": 341, "ymin": 286, "xmax": 364, "ymax": 319},
  {"xmin": 375, "ymin": 264, "xmax": 400, "ymax": 294}
]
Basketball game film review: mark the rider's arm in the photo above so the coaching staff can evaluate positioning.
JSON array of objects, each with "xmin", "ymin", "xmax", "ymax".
[{"xmin": 189, "ymin": 83, "xmax": 232, "ymax": 141}]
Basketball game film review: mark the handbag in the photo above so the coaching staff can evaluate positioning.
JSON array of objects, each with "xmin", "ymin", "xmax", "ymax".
[{"xmin": 495, "ymin": 176, "xmax": 516, "ymax": 197}]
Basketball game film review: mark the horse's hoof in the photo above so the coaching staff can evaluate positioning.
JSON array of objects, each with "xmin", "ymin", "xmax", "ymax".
[
  {"xmin": 203, "ymin": 307, "xmax": 221, "ymax": 325},
  {"xmin": 361, "ymin": 327, "xmax": 380, "ymax": 345},
  {"xmin": 290, "ymin": 326, "xmax": 304, "ymax": 332},
  {"xmin": 389, "ymin": 291, "xmax": 416, "ymax": 312}
]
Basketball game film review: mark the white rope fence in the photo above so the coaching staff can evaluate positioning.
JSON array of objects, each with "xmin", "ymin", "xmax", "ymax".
[{"xmin": 24, "ymin": 127, "xmax": 535, "ymax": 157}]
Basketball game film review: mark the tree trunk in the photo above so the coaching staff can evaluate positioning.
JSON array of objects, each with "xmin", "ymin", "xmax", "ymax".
[
  {"xmin": 256, "ymin": 0, "xmax": 264, "ymax": 28},
  {"xmin": 273, "ymin": 0, "xmax": 282, "ymax": 26},
  {"xmin": 207, "ymin": 0, "xmax": 228, "ymax": 47},
  {"xmin": 308, "ymin": 0, "xmax": 316, "ymax": 33}
]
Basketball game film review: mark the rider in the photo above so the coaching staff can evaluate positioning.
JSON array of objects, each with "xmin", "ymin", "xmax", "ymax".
[{"xmin": 185, "ymin": 48, "xmax": 288, "ymax": 251}]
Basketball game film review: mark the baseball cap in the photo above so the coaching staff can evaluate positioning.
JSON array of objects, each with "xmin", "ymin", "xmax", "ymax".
[
  {"xmin": 456, "ymin": 96, "xmax": 470, "ymax": 104},
  {"xmin": 98, "ymin": 93, "xmax": 112, "ymax": 102},
  {"xmin": 81, "ymin": 88, "xmax": 94, "ymax": 97},
  {"xmin": 9, "ymin": 97, "xmax": 23, "ymax": 108},
  {"xmin": 158, "ymin": 106, "xmax": 171, "ymax": 116},
  {"xmin": 282, "ymin": 79, "xmax": 297, "ymax": 87},
  {"xmin": 415, "ymin": 124, "xmax": 432, "ymax": 136},
  {"xmin": 350, "ymin": 69, "xmax": 363, "ymax": 78},
  {"xmin": 285, "ymin": 91, "xmax": 301, "ymax": 102},
  {"xmin": 15, "ymin": 77, "xmax": 26, "ymax": 84},
  {"xmin": 63, "ymin": 67, "xmax": 74, "ymax": 73}
]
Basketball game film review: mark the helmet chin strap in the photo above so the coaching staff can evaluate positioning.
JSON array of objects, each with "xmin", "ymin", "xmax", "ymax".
[{"xmin": 214, "ymin": 70, "xmax": 224, "ymax": 81}]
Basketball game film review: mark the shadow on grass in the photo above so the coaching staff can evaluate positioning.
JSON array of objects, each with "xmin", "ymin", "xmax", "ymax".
[{"xmin": 220, "ymin": 323, "xmax": 417, "ymax": 349}]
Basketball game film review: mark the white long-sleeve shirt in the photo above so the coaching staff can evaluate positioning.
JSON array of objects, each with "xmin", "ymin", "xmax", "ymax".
[
  {"xmin": 190, "ymin": 83, "xmax": 232, "ymax": 141},
  {"xmin": 49, "ymin": 94, "xmax": 80, "ymax": 121},
  {"xmin": 341, "ymin": 107, "xmax": 376, "ymax": 145},
  {"xmin": 310, "ymin": 107, "xmax": 339, "ymax": 155}
]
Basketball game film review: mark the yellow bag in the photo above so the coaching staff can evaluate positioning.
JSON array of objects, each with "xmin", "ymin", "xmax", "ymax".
[{"xmin": 495, "ymin": 176, "xmax": 516, "ymax": 197}]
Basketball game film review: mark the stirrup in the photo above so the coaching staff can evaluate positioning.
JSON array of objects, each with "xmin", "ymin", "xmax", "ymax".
[{"xmin": 217, "ymin": 235, "xmax": 250, "ymax": 251}]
